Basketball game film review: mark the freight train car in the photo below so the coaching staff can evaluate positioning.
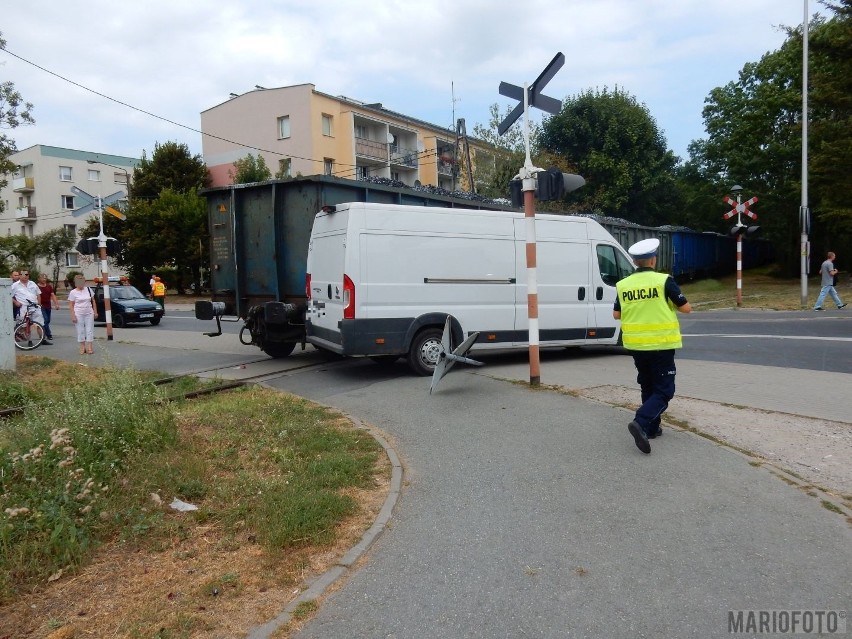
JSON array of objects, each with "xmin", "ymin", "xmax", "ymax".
[
  {"xmin": 196, "ymin": 175, "xmax": 513, "ymax": 357},
  {"xmin": 593, "ymin": 216, "xmax": 772, "ymax": 281}
]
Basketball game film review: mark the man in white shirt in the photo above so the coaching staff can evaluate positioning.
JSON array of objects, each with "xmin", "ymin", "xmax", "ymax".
[{"xmin": 10, "ymin": 270, "xmax": 52, "ymax": 344}]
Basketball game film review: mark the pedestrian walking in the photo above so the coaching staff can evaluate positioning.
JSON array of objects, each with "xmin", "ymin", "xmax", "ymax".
[
  {"xmin": 10, "ymin": 270, "xmax": 52, "ymax": 345},
  {"xmin": 36, "ymin": 273, "xmax": 60, "ymax": 340},
  {"xmin": 68, "ymin": 275, "xmax": 97, "ymax": 355},
  {"xmin": 813, "ymin": 251, "xmax": 846, "ymax": 311},
  {"xmin": 613, "ymin": 238, "xmax": 692, "ymax": 454}
]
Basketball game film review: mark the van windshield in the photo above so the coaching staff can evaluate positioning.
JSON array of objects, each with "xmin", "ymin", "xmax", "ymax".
[{"xmin": 597, "ymin": 244, "xmax": 635, "ymax": 286}]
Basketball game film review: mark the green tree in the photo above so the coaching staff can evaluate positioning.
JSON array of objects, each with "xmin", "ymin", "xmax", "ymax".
[
  {"xmin": 0, "ymin": 33, "xmax": 35, "ymax": 212},
  {"xmin": 686, "ymin": 7, "xmax": 852, "ymax": 274},
  {"xmin": 230, "ymin": 153, "xmax": 272, "ymax": 184},
  {"xmin": 80, "ymin": 190, "xmax": 206, "ymax": 293},
  {"xmin": 34, "ymin": 227, "xmax": 76, "ymax": 286},
  {"xmin": 130, "ymin": 141, "xmax": 209, "ymax": 199},
  {"xmin": 538, "ymin": 87, "xmax": 680, "ymax": 225},
  {"xmin": 809, "ymin": 0, "xmax": 852, "ymax": 243}
]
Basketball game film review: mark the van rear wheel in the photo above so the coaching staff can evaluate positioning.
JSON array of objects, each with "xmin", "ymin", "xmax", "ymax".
[{"xmin": 407, "ymin": 328, "xmax": 444, "ymax": 376}]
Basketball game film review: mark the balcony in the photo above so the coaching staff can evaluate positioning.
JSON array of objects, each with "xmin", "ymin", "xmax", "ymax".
[
  {"xmin": 15, "ymin": 206, "xmax": 36, "ymax": 220},
  {"xmin": 437, "ymin": 159, "xmax": 457, "ymax": 177},
  {"xmin": 390, "ymin": 146, "xmax": 418, "ymax": 169},
  {"xmin": 13, "ymin": 177, "xmax": 34, "ymax": 192},
  {"xmin": 355, "ymin": 137, "xmax": 389, "ymax": 161}
]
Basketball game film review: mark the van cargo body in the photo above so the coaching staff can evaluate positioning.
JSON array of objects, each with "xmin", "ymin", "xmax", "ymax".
[{"xmin": 305, "ymin": 202, "xmax": 635, "ymax": 375}]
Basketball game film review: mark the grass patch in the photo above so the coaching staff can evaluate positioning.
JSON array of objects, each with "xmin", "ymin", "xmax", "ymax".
[
  {"xmin": 0, "ymin": 360, "xmax": 385, "ymax": 638},
  {"xmin": 820, "ymin": 500, "xmax": 843, "ymax": 515},
  {"xmin": 680, "ymin": 266, "xmax": 836, "ymax": 310},
  {"xmin": 292, "ymin": 599, "xmax": 319, "ymax": 620}
]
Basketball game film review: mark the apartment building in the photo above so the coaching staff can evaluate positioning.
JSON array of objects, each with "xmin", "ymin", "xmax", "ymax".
[
  {"xmin": 201, "ymin": 83, "xmax": 492, "ymax": 189},
  {"xmin": 0, "ymin": 145, "xmax": 137, "ymax": 280}
]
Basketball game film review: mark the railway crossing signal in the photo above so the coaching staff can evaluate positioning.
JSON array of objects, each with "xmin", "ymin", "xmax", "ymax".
[
  {"xmin": 723, "ymin": 186, "xmax": 759, "ymax": 308},
  {"xmin": 498, "ymin": 52, "xmax": 564, "ymax": 135},
  {"xmin": 70, "ymin": 186, "xmax": 127, "ymax": 341}
]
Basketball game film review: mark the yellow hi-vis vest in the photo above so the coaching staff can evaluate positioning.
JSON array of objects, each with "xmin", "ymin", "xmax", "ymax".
[
  {"xmin": 153, "ymin": 282, "xmax": 165, "ymax": 297},
  {"xmin": 616, "ymin": 270, "xmax": 682, "ymax": 350}
]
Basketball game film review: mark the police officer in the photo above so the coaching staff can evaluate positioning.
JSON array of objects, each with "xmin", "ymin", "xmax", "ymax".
[{"xmin": 613, "ymin": 238, "xmax": 691, "ymax": 454}]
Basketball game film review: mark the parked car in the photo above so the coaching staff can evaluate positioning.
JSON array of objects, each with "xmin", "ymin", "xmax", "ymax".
[{"xmin": 91, "ymin": 282, "xmax": 164, "ymax": 327}]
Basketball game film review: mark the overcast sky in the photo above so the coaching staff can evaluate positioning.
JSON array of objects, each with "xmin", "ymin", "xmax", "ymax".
[{"xmin": 2, "ymin": 1, "xmax": 819, "ymax": 164}]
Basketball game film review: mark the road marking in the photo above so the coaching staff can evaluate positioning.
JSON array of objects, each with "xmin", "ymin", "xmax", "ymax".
[{"xmin": 683, "ymin": 333, "xmax": 852, "ymax": 342}]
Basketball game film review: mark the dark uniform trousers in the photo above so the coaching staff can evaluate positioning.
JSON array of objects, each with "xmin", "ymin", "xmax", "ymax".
[{"xmin": 631, "ymin": 349, "xmax": 676, "ymax": 434}]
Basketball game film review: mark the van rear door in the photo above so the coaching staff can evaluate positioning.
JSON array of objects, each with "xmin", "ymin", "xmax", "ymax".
[{"xmin": 305, "ymin": 208, "xmax": 349, "ymax": 352}]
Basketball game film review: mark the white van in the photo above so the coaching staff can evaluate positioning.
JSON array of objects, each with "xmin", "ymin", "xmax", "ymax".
[{"xmin": 305, "ymin": 202, "xmax": 635, "ymax": 375}]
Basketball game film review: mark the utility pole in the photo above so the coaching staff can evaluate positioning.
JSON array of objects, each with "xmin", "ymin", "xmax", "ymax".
[{"xmin": 800, "ymin": 0, "xmax": 811, "ymax": 307}]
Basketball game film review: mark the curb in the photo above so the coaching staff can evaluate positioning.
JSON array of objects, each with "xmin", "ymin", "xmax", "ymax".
[{"xmin": 246, "ymin": 410, "xmax": 403, "ymax": 639}]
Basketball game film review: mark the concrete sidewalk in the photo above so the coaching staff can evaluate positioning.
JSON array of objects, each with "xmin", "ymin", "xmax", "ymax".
[{"xmin": 277, "ymin": 365, "xmax": 850, "ymax": 639}]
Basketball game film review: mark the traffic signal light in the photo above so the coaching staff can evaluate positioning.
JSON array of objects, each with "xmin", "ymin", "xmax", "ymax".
[
  {"xmin": 75, "ymin": 237, "xmax": 120, "ymax": 255},
  {"xmin": 76, "ymin": 238, "xmax": 98, "ymax": 255},
  {"xmin": 729, "ymin": 225, "xmax": 761, "ymax": 238}
]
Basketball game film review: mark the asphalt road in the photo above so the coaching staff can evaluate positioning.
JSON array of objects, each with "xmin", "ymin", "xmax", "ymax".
[{"xmin": 97, "ymin": 306, "xmax": 852, "ymax": 374}]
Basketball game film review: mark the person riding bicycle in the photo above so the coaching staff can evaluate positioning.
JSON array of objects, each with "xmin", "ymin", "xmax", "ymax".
[{"xmin": 10, "ymin": 270, "xmax": 52, "ymax": 345}]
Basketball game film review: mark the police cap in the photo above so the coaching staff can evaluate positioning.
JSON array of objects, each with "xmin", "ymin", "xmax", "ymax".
[{"xmin": 628, "ymin": 238, "xmax": 660, "ymax": 260}]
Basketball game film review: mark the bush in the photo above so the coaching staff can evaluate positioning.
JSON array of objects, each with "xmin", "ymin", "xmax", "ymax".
[{"xmin": 0, "ymin": 368, "xmax": 175, "ymax": 601}]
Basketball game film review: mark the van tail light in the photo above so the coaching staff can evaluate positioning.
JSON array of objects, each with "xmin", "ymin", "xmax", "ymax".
[
  {"xmin": 343, "ymin": 273, "xmax": 355, "ymax": 319},
  {"xmin": 305, "ymin": 273, "xmax": 311, "ymax": 300}
]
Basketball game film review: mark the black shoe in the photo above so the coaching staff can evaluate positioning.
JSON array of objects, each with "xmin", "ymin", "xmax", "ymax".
[
  {"xmin": 42, "ymin": 340, "xmax": 53, "ymax": 345},
  {"xmin": 647, "ymin": 427, "xmax": 663, "ymax": 439},
  {"xmin": 839, "ymin": 304, "xmax": 847, "ymax": 309},
  {"xmin": 628, "ymin": 421, "xmax": 651, "ymax": 454},
  {"xmin": 814, "ymin": 307, "xmax": 824, "ymax": 311}
]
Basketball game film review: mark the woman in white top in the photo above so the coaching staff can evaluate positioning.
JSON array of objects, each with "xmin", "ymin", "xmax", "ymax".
[{"xmin": 68, "ymin": 275, "xmax": 98, "ymax": 354}]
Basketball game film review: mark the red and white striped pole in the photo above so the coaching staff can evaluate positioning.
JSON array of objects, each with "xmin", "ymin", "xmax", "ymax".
[
  {"xmin": 519, "ymin": 82, "xmax": 541, "ymax": 386},
  {"xmin": 736, "ymin": 230, "xmax": 743, "ymax": 308},
  {"xmin": 523, "ymin": 183, "xmax": 540, "ymax": 385}
]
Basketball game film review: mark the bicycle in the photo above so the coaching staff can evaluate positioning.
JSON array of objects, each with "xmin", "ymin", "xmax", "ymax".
[{"xmin": 13, "ymin": 301, "xmax": 46, "ymax": 350}]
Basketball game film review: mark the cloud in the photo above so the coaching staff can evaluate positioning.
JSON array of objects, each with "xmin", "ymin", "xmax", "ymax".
[{"xmin": 1, "ymin": 0, "xmax": 819, "ymax": 161}]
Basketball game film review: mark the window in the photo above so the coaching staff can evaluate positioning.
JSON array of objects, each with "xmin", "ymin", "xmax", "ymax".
[
  {"xmin": 65, "ymin": 252, "xmax": 79, "ymax": 267},
  {"xmin": 391, "ymin": 171, "xmax": 400, "ymax": 181},
  {"xmin": 61, "ymin": 195, "xmax": 75, "ymax": 210},
  {"xmin": 277, "ymin": 115, "xmax": 290, "ymax": 139},
  {"xmin": 88, "ymin": 169, "xmax": 101, "ymax": 181},
  {"xmin": 59, "ymin": 166, "xmax": 72, "ymax": 181},
  {"xmin": 323, "ymin": 159, "xmax": 334, "ymax": 176},
  {"xmin": 64, "ymin": 223, "xmax": 77, "ymax": 238},
  {"xmin": 278, "ymin": 158, "xmax": 292, "ymax": 178},
  {"xmin": 114, "ymin": 172, "xmax": 127, "ymax": 185},
  {"xmin": 355, "ymin": 124, "xmax": 368, "ymax": 139},
  {"xmin": 596, "ymin": 245, "xmax": 635, "ymax": 287},
  {"xmin": 356, "ymin": 166, "xmax": 368, "ymax": 180},
  {"xmin": 322, "ymin": 114, "xmax": 333, "ymax": 136}
]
